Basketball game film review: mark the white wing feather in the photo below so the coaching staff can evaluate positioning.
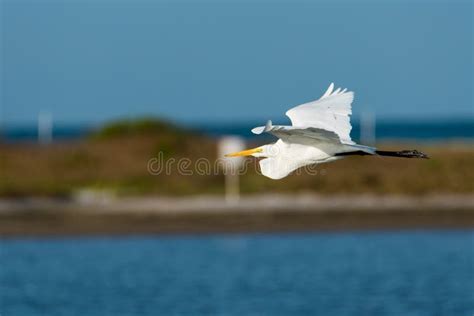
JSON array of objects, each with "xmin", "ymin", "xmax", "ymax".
[
  {"xmin": 285, "ymin": 83, "xmax": 354, "ymax": 144},
  {"xmin": 253, "ymin": 123, "xmax": 341, "ymax": 143}
]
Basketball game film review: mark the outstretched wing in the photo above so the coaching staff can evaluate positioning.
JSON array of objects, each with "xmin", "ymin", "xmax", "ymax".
[
  {"xmin": 252, "ymin": 122, "xmax": 376, "ymax": 155},
  {"xmin": 285, "ymin": 83, "xmax": 354, "ymax": 144},
  {"xmin": 252, "ymin": 122, "xmax": 341, "ymax": 144}
]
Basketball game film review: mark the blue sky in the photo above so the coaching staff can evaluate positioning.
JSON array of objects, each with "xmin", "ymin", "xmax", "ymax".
[{"xmin": 1, "ymin": 0, "xmax": 473, "ymax": 125}]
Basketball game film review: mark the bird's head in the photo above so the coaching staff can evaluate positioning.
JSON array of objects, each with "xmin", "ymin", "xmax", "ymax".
[{"xmin": 225, "ymin": 144, "xmax": 275, "ymax": 158}]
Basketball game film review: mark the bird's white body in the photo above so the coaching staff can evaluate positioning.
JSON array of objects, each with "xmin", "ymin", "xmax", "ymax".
[
  {"xmin": 257, "ymin": 139, "xmax": 345, "ymax": 180},
  {"xmin": 226, "ymin": 83, "xmax": 377, "ymax": 179}
]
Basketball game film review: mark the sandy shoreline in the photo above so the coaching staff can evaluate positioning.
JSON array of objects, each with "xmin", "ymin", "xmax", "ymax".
[{"xmin": 1, "ymin": 194, "xmax": 473, "ymax": 236}]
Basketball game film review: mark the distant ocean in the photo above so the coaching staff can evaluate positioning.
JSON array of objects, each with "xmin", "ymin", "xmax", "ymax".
[{"xmin": 1, "ymin": 119, "xmax": 473, "ymax": 143}]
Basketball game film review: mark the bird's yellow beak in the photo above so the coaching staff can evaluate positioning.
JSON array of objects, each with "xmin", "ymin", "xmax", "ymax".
[{"xmin": 225, "ymin": 147, "xmax": 262, "ymax": 157}]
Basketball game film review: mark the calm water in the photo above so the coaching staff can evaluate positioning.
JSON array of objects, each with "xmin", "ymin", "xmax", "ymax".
[{"xmin": 1, "ymin": 230, "xmax": 473, "ymax": 316}]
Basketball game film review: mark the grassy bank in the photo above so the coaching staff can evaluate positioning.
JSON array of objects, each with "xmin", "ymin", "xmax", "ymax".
[{"xmin": 1, "ymin": 119, "xmax": 473, "ymax": 197}]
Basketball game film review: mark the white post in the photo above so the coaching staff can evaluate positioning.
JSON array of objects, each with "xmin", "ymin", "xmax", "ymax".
[
  {"xmin": 224, "ymin": 165, "xmax": 240, "ymax": 204},
  {"xmin": 38, "ymin": 111, "xmax": 53, "ymax": 145},
  {"xmin": 218, "ymin": 136, "xmax": 245, "ymax": 204},
  {"xmin": 360, "ymin": 111, "xmax": 376, "ymax": 146}
]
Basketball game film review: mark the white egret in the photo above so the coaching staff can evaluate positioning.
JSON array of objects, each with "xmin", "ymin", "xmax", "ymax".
[{"xmin": 225, "ymin": 83, "xmax": 428, "ymax": 180}]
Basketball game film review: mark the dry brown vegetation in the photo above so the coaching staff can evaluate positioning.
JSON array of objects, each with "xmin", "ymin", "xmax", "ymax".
[{"xmin": 1, "ymin": 131, "xmax": 472, "ymax": 197}]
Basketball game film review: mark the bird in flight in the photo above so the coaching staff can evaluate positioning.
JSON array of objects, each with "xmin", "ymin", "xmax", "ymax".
[{"xmin": 225, "ymin": 83, "xmax": 428, "ymax": 179}]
